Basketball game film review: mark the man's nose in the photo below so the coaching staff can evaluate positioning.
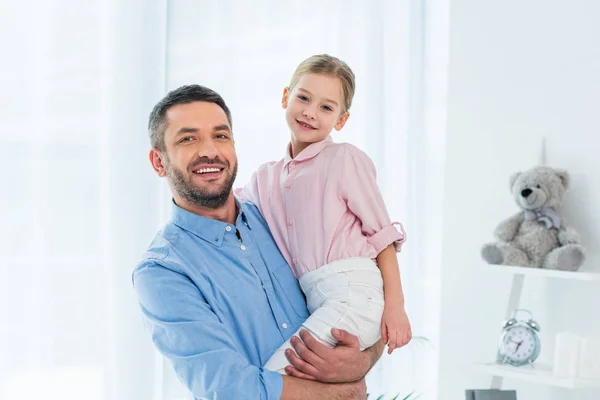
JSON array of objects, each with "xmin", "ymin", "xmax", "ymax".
[{"xmin": 196, "ymin": 139, "xmax": 219, "ymax": 160}]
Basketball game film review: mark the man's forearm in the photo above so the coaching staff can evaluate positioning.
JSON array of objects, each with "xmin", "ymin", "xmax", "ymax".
[
  {"xmin": 365, "ymin": 338, "xmax": 385, "ymax": 375},
  {"xmin": 281, "ymin": 376, "xmax": 365, "ymax": 400}
]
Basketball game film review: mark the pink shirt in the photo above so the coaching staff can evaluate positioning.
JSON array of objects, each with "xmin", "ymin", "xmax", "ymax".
[{"xmin": 236, "ymin": 136, "xmax": 406, "ymax": 278}]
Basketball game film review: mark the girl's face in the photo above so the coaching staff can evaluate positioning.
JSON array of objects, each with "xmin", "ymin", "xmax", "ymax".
[{"xmin": 282, "ymin": 73, "xmax": 349, "ymax": 156}]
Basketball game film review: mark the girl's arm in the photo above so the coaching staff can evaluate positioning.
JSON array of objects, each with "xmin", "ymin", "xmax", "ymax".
[
  {"xmin": 339, "ymin": 145, "xmax": 410, "ymax": 352},
  {"xmin": 377, "ymin": 244, "xmax": 411, "ymax": 353},
  {"xmin": 339, "ymin": 146, "xmax": 407, "ymax": 295},
  {"xmin": 339, "ymin": 145, "xmax": 406, "ymax": 254},
  {"xmin": 234, "ymin": 161, "xmax": 276, "ymax": 213},
  {"xmin": 377, "ymin": 244, "xmax": 404, "ymax": 307},
  {"xmin": 234, "ymin": 171, "xmax": 258, "ymax": 204}
]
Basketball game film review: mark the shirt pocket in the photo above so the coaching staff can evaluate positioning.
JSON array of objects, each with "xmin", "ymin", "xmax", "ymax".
[{"xmin": 270, "ymin": 263, "xmax": 309, "ymax": 319}]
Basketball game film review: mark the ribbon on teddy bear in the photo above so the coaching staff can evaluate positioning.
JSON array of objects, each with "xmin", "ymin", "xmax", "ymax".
[{"xmin": 524, "ymin": 207, "xmax": 561, "ymax": 229}]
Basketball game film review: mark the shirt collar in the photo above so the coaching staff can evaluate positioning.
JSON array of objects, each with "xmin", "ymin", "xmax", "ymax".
[
  {"xmin": 283, "ymin": 135, "xmax": 334, "ymax": 167},
  {"xmin": 170, "ymin": 199, "xmax": 251, "ymax": 247}
]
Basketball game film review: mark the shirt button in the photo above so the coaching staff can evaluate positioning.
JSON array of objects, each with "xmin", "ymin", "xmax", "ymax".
[
  {"xmin": 287, "ymin": 219, "xmax": 293, "ymax": 226},
  {"xmin": 285, "ymin": 182, "xmax": 292, "ymax": 188},
  {"xmin": 225, "ymin": 226, "xmax": 232, "ymax": 232},
  {"xmin": 292, "ymin": 258, "xmax": 297, "ymax": 264},
  {"xmin": 240, "ymin": 245, "xmax": 247, "ymax": 251},
  {"xmin": 282, "ymin": 323, "xmax": 288, "ymax": 329}
]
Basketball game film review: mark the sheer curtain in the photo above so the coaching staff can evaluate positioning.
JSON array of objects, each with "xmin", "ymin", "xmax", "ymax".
[
  {"xmin": 1, "ymin": 0, "xmax": 446, "ymax": 398},
  {"xmin": 164, "ymin": 0, "xmax": 446, "ymax": 399},
  {"xmin": 1, "ymin": 1, "xmax": 167, "ymax": 399}
]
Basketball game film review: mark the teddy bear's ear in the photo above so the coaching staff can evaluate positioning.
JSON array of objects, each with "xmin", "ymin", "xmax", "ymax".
[
  {"xmin": 509, "ymin": 172, "xmax": 521, "ymax": 191},
  {"xmin": 555, "ymin": 169, "xmax": 570, "ymax": 189}
]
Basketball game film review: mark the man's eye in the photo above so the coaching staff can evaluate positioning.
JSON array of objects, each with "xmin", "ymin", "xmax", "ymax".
[
  {"xmin": 215, "ymin": 133, "xmax": 229, "ymax": 139},
  {"xmin": 179, "ymin": 136, "xmax": 194, "ymax": 143}
]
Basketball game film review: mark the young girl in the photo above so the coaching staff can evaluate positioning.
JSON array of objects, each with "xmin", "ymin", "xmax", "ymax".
[{"xmin": 237, "ymin": 54, "xmax": 411, "ymax": 374}]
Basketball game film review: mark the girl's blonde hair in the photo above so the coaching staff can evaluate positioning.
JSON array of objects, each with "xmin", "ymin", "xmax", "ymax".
[{"xmin": 288, "ymin": 54, "xmax": 355, "ymax": 113}]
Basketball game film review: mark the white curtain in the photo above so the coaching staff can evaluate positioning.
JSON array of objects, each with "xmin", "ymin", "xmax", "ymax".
[
  {"xmin": 0, "ymin": 1, "xmax": 167, "ymax": 399},
  {"xmin": 164, "ymin": 0, "xmax": 447, "ymax": 399},
  {"xmin": 1, "ymin": 0, "xmax": 446, "ymax": 398}
]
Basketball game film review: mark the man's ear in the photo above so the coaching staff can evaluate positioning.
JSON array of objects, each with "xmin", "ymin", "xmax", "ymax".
[
  {"xmin": 334, "ymin": 112, "xmax": 350, "ymax": 131},
  {"xmin": 149, "ymin": 148, "xmax": 167, "ymax": 177},
  {"xmin": 281, "ymin": 87, "xmax": 290, "ymax": 109}
]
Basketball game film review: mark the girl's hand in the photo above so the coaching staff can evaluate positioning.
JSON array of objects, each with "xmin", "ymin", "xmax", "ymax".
[{"xmin": 380, "ymin": 303, "xmax": 412, "ymax": 354}]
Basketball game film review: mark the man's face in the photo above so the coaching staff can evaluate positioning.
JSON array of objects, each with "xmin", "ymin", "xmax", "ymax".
[{"xmin": 152, "ymin": 101, "xmax": 238, "ymax": 209}]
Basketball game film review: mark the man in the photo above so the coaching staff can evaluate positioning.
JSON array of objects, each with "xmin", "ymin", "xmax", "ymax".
[{"xmin": 133, "ymin": 84, "xmax": 384, "ymax": 399}]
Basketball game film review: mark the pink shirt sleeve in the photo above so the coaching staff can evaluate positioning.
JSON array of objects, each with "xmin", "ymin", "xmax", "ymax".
[
  {"xmin": 340, "ymin": 146, "xmax": 406, "ymax": 253},
  {"xmin": 234, "ymin": 161, "xmax": 278, "ymax": 215},
  {"xmin": 234, "ymin": 171, "xmax": 261, "ymax": 210}
]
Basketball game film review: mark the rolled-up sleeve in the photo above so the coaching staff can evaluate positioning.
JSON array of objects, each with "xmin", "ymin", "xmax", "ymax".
[
  {"xmin": 133, "ymin": 261, "xmax": 282, "ymax": 400},
  {"xmin": 340, "ymin": 146, "xmax": 406, "ymax": 253}
]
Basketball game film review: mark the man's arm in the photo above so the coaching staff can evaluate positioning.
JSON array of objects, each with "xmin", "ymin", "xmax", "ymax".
[
  {"xmin": 284, "ymin": 328, "xmax": 385, "ymax": 383},
  {"xmin": 281, "ymin": 376, "xmax": 366, "ymax": 400},
  {"xmin": 134, "ymin": 261, "xmax": 368, "ymax": 399},
  {"xmin": 367, "ymin": 338, "xmax": 386, "ymax": 373},
  {"xmin": 133, "ymin": 261, "xmax": 283, "ymax": 400}
]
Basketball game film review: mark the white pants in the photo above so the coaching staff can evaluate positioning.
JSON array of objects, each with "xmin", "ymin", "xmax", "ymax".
[{"xmin": 264, "ymin": 257, "xmax": 385, "ymax": 374}]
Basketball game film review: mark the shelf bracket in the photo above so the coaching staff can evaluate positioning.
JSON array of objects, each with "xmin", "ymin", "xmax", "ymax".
[
  {"xmin": 491, "ymin": 273, "xmax": 526, "ymax": 389},
  {"xmin": 538, "ymin": 135, "xmax": 546, "ymax": 166}
]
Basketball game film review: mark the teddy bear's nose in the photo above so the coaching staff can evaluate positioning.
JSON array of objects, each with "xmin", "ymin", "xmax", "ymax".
[{"xmin": 521, "ymin": 188, "xmax": 533, "ymax": 198}]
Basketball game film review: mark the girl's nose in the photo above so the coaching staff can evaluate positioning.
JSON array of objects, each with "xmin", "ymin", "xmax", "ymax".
[{"xmin": 303, "ymin": 107, "xmax": 316, "ymax": 120}]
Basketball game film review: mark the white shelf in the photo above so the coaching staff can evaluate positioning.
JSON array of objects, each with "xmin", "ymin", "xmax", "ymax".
[
  {"xmin": 484, "ymin": 264, "xmax": 600, "ymax": 281},
  {"xmin": 475, "ymin": 362, "xmax": 600, "ymax": 389}
]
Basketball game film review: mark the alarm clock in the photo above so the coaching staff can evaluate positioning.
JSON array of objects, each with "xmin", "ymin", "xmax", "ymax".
[{"xmin": 497, "ymin": 309, "xmax": 541, "ymax": 367}]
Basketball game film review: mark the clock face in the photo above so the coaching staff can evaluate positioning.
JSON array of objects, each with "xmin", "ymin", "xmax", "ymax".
[{"xmin": 499, "ymin": 325, "xmax": 540, "ymax": 365}]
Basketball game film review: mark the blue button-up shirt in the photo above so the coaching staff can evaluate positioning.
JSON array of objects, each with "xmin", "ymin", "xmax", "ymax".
[{"xmin": 132, "ymin": 200, "xmax": 309, "ymax": 400}]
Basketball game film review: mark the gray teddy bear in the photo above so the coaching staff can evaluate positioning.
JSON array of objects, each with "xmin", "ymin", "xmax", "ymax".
[{"xmin": 481, "ymin": 166, "xmax": 585, "ymax": 271}]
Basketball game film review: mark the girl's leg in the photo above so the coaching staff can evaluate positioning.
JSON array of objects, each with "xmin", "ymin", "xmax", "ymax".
[
  {"xmin": 264, "ymin": 259, "xmax": 385, "ymax": 373},
  {"xmin": 263, "ymin": 269, "xmax": 347, "ymax": 374},
  {"xmin": 263, "ymin": 301, "xmax": 345, "ymax": 374}
]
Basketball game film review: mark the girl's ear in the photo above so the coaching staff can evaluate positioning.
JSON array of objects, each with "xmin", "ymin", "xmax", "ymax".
[
  {"xmin": 281, "ymin": 87, "xmax": 290, "ymax": 109},
  {"xmin": 334, "ymin": 112, "xmax": 350, "ymax": 131}
]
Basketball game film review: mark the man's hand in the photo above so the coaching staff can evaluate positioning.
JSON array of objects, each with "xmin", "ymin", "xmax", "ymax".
[{"xmin": 284, "ymin": 328, "xmax": 372, "ymax": 383}]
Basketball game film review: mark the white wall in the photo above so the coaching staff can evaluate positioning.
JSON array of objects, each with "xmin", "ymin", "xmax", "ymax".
[{"xmin": 438, "ymin": 0, "xmax": 600, "ymax": 399}]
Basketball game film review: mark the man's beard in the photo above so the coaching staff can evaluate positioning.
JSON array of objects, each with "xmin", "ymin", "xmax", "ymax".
[{"xmin": 165, "ymin": 156, "xmax": 238, "ymax": 210}]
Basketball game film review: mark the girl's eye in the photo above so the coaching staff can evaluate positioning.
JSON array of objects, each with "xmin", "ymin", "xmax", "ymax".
[
  {"xmin": 322, "ymin": 105, "xmax": 333, "ymax": 111},
  {"xmin": 298, "ymin": 95, "xmax": 309, "ymax": 101}
]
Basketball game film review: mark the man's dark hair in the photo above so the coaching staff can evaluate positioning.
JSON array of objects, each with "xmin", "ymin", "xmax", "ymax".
[{"xmin": 148, "ymin": 85, "xmax": 233, "ymax": 151}]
